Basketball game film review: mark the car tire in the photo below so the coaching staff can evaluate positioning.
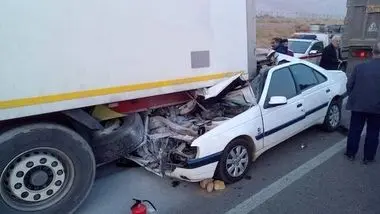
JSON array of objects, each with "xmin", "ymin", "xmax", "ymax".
[
  {"xmin": 215, "ymin": 138, "xmax": 253, "ymax": 184},
  {"xmin": 0, "ymin": 124, "xmax": 95, "ymax": 214},
  {"xmin": 322, "ymin": 99, "xmax": 342, "ymax": 132}
]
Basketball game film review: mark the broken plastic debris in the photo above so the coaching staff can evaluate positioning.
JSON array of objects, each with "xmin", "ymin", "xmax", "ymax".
[{"xmin": 179, "ymin": 100, "xmax": 197, "ymax": 115}]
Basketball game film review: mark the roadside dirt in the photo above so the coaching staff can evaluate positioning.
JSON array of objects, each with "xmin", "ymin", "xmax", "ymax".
[{"xmin": 257, "ymin": 16, "xmax": 343, "ymax": 48}]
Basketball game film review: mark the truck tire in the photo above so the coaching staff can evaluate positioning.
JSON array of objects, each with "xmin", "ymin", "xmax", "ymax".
[
  {"xmin": 215, "ymin": 138, "xmax": 253, "ymax": 184},
  {"xmin": 0, "ymin": 124, "xmax": 95, "ymax": 214},
  {"xmin": 91, "ymin": 113, "xmax": 144, "ymax": 164}
]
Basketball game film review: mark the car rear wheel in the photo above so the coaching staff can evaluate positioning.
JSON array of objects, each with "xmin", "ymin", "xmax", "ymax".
[
  {"xmin": 322, "ymin": 100, "xmax": 341, "ymax": 132},
  {"xmin": 215, "ymin": 138, "xmax": 253, "ymax": 184},
  {"xmin": 0, "ymin": 124, "xmax": 95, "ymax": 214}
]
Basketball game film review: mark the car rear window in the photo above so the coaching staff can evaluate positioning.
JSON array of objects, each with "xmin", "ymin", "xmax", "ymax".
[{"xmin": 288, "ymin": 41, "xmax": 312, "ymax": 54}]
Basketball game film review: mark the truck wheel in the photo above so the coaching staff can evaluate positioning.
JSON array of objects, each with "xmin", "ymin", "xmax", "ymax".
[
  {"xmin": 322, "ymin": 100, "xmax": 342, "ymax": 132},
  {"xmin": 0, "ymin": 124, "xmax": 95, "ymax": 214},
  {"xmin": 216, "ymin": 138, "xmax": 253, "ymax": 184},
  {"xmin": 91, "ymin": 113, "xmax": 144, "ymax": 164}
]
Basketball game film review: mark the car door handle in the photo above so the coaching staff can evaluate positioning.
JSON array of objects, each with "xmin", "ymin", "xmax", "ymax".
[
  {"xmin": 326, "ymin": 89, "xmax": 331, "ymax": 93},
  {"xmin": 297, "ymin": 103, "xmax": 303, "ymax": 108}
]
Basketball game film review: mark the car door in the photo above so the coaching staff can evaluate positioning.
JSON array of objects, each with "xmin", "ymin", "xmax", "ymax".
[
  {"xmin": 308, "ymin": 41, "xmax": 324, "ymax": 65},
  {"xmin": 258, "ymin": 66, "xmax": 305, "ymax": 148},
  {"xmin": 289, "ymin": 63, "xmax": 330, "ymax": 128}
]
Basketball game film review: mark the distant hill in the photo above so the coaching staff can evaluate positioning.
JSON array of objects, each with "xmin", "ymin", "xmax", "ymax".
[{"xmin": 257, "ymin": 0, "xmax": 347, "ymax": 17}]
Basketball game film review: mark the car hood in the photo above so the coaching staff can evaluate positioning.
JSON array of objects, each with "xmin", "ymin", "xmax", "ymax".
[
  {"xmin": 202, "ymin": 74, "xmax": 242, "ymax": 100},
  {"xmin": 197, "ymin": 74, "xmax": 257, "ymax": 105},
  {"xmin": 191, "ymin": 105, "xmax": 262, "ymax": 151}
]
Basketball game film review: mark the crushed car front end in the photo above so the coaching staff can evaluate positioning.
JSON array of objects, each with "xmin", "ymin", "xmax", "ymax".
[{"xmin": 125, "ymin": 75, "xmax": 262, "ymax": 182}]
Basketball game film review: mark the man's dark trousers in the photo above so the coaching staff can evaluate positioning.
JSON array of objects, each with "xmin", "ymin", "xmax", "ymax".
[{"xmin": 346, "ymin": 111, "xmax": 380, "ymax": 160}]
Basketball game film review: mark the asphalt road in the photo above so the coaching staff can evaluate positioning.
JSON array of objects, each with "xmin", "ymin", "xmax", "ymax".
[
  {"xmin": 77, "ymin": 126, "xmax": 354, "ymax": 214},
  {"xmin": 251, "ymin": 142, "xmax": 380, "ymax": 214}
]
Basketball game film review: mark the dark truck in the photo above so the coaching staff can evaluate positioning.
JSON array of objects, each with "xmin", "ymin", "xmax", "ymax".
[{"xmin": 342, "ymin": 0, "xmax": 380, "ymax": 75}]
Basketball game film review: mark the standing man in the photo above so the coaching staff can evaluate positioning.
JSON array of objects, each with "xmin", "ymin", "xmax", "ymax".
[
  {"xmin": 319, "ymin": 36, "xmax": 342, "ymax": 70},
  {"xmin": 271, "ymin": 37, "xmax": 281, "ymax": 50},
  {"xmin": 281, "ymin": 39, "xmax": 294, "ymax": 56},
  {"xmin": 345, "ymin": 42, "xmax": 380, "ymax": 164},
  {"xmin": 271, "ymin": 37, "xmax": 288, "ymax": 54}
]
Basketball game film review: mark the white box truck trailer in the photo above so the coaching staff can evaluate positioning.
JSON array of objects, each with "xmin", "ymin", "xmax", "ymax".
[{"xmin": 0, "ymin": 0, "xmax": 257, "ymax": 213}]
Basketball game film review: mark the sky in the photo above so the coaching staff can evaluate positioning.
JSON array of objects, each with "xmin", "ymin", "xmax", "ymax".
[{"xmin": 257, "ymin": 0, "xmax": 347, "ymax": 17}]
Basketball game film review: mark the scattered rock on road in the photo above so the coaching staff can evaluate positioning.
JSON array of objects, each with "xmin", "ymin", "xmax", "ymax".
[
  {"xmin": 213, "ymin": 180, "xmax": 226, "ymax": 191},
  {"xmin": 200, "ymin": 179, "xmax": 213, "ymax": 189},
  {"xmin": 206, "ymin": 182, "xmax": 214, "ymax": 193},
  {"xmin": 200, "ymin": 179, "xmax": 226, "ymax": 192}
]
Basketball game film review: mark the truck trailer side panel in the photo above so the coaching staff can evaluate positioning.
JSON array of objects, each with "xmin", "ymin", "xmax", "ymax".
[{"xmin": 0, "ymin": 0, "xmax": 250, "ymax": 120}]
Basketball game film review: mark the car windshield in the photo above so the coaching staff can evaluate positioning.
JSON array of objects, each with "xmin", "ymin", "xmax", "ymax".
[
  {"xmin": 288, "ymin": 40, "xmax": 312, "ymax": 54},
  {"xmin": 250, "ymin": 67, "xmax": 269, "ymax": 102}
]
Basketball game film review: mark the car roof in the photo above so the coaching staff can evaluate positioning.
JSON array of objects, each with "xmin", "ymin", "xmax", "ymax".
[
  {"xmin": 294, "ymin": 32, "xmax": 329, "ymax": 36},
  {"xmin": 288, "ymin": 38, "xmax": 315, "ymax": 42},
  {"xmin": 270, "ymin": 57, "xmax": 324, "ymax": 72}
]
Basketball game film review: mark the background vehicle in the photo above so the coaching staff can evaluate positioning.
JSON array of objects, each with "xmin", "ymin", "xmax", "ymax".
[
  {"xmin": 342, "ymin": 0, "xmax": 380, "ymax": 76},
  {"xmin": 0, "ymin": 0, "xmax": 259, "ymax": 213},
  {"xmin": 288, "ymin": 39, "xmax": 325, "ymax": 65},
  {"xmin": 326, "ymin": 24, "xmax": 344, "ymax": 36},
  {"xmin": 292, "ymin": 32, "xmax": 331, "ymax": 47},
  {"xmin": 309, "ymin": 24, "xmax": 344, "ymax": 39},
  {"xmin": 309, "ymin": 24, "xmax": 326, "ymax": 33}
]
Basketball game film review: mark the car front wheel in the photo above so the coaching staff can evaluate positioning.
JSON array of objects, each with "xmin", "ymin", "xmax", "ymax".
[{"xmin": 215, "ymin": 138, "xmax": 253, "ymax": 184}]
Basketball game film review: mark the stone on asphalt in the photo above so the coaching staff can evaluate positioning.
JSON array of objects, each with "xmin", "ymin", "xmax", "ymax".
[
  {"xmin": 206, "ymin": 182, "xmax": 214, "ymax": 193},
  {"xmin": 213, "ymin": 180, "xmax": 226, "ymax": 191},
  {"xmin": 200, "ymin": 179, "xmax": 213, "ymax": 189}
]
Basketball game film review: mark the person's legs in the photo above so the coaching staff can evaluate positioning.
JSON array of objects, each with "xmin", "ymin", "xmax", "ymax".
[
  {"xmin": 346, "ymin": 111, "xmax": 366, "ymax": 158},
  {"xmin": 363, "ymin": 113, "xmax": 380, "ymax": 161}
]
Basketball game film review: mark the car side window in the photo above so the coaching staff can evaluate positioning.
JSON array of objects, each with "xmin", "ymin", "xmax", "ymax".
[
  {"xmin": 314, "ymin": 70, "xmax": 327, "ymax": 83},
  {"xmin": 290, "ymin": 64, "xmax": 319, "ymax": 91},
  {"xmin": 266, "ymin": 67, "xmax": 297, "ymax": 100},
  {"xmin": 310, "ymin": 42, "xmax": 324, "ymax": 53}
]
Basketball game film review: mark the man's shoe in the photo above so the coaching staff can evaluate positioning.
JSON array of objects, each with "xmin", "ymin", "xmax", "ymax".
[
  {"xmin": 363, "ymin": 159, "xmax": 375, "ymax": 165},
  {"xmin": 344, "ymin": 153, "xmax": 355, "ymax": 161}
]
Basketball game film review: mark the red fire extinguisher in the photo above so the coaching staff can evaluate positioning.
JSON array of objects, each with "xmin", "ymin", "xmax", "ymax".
[{"xmin": 131, "ymin": 198, "xmax": 157, "ymax": 214}]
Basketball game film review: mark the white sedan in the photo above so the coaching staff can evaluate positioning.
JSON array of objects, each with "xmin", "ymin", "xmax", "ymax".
[
  {"xmin": 128, "ymin": 59, "xmax": 347, "ymax": 184},
  {"xmin": 288, "ymin": 38, "xmax": 324, "ymax": 65}
]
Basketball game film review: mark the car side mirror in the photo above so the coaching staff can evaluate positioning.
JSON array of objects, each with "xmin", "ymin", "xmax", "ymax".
[
  {"xmin": 268, "ymin": 96, "xmax": 287, "ymax": 107},
  {"xmin": 309, "ymin": 50, "xmax": 318, "ymax": 55}
]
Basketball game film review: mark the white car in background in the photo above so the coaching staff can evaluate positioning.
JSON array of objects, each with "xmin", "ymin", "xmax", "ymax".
[
  {"xmin": 288, "ymin": 39, "xmax": 325, "ymax": 65},
  {"xmin": 128, "ymin": 58, "xmax": 347, "ymax": 184},
  {"xmin": 292, "ymin": 32, "xmax": 330, "ymax": 47}
]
